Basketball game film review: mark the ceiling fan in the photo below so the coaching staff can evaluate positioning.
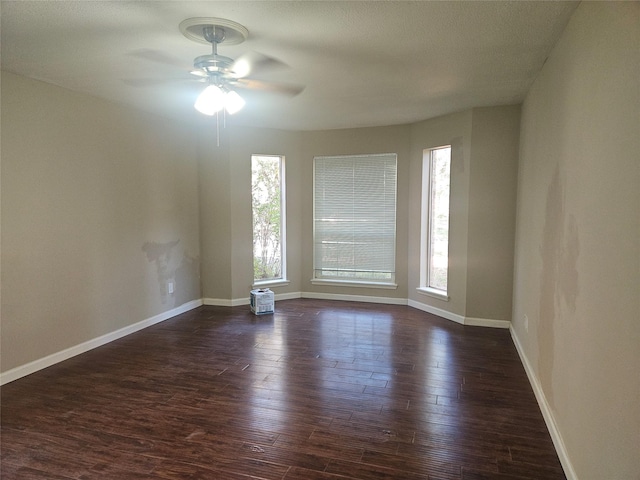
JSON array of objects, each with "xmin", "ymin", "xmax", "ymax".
[{"xmin": 178, "ymin": 17, "xmax": 304, "ymax": 116}]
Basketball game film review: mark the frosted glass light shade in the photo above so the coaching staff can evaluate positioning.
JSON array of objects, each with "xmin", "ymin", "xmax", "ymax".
[
  {"xmin": 225, "ymin": 90, "xmax": 245, "ymax": 114},
  {"xmin": 194, "ymin": 85, "xmax": 225, "ymax": 115},
  {"xmin": 194, "ymin": 85, "xmax": 245, "ymax": 116}
]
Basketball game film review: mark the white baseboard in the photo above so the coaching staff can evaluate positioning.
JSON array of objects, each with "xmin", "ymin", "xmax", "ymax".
[
  {"xmin": 206, "ymin": 291, "xmax": 407, "ymax": 307},
  {"xmin": 275, "ymin": 291, "xmax": 304, "ymax": 301},
  {"xmin": 407, "ymin": 299, "xmax": 510, "ymax": 329},
  {"xmin": 205, "ymin": 293, "xmax": 507, "ymax": 330},
  {"xmin": 301, "ymin": 291, "xmax": 407, "ymax": 305},
  {"xmin": 204, "ymin": 291, "xmax": 301, "ymax": 307},
  {"xmin": 465, "ymin": 316, "xmax": 510, "ymax": 329},
  {"xmin": 203, "ymin": 297, "xmax": 247, "ymax": 307},
  {"xmin": 509, "ymin": 326, "xmax": 577, "ymax": 480},
  {"xmin": 0, "ymin": 299, "xmax": 203, "ymax": 386},
  {"xmin": 408, "ymin": 299, "xmax": 465, "ymax": 324}
]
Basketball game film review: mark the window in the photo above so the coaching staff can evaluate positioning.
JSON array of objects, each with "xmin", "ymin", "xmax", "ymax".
[
  {"xmin": 313, "ymin": 153, "xmax": 397, "ymax": 287},
  {"xmin": 252, "ymin": 155, "xmax": 286, "ymax": 284},
  {"xmin": 420, "ymin": 146, "xmax": 451, "ymax": 298}
]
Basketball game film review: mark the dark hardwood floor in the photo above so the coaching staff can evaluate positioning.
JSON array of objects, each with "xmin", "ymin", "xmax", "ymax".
[{"xmin": 1, "ymin": 299, "xmax": 566, "ymax": 479}]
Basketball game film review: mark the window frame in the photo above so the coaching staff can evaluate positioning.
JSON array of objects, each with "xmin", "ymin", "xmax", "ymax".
[
  {"xmin": 418, "ymin": 145, "xmax": 451, "ymax": 300},
  {"xmin": 251, "ymin": 154, "xmax": 288, "ymax": 288},
  {"xmin": 312, "ymin": 153, "xmax": 398, "ymax": 289}
]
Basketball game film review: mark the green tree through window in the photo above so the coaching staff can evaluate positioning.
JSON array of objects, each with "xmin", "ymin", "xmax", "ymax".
[
  {"xmin": 421, "ymin": 146, "xmax": 451, "ymax": 293},
  {"xmin": 252, "ymin": 155, "xmax": 285, "ymax": 282}
]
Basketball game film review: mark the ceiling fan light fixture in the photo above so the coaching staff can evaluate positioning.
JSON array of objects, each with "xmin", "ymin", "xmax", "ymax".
[
  {"xmin": 195, "ymin": 84, "xmax": 245, "ymax": 116},
  {"xmin": 225, "ymin": 90, "xmax": 245, "ymax": 114},
  {"xmin": 194, "ymin": 84, "xmax": 225, "ymax": 115},
  {"xmin": 181, "ymin": 16, "xmax": 302, "ymax": 124}
]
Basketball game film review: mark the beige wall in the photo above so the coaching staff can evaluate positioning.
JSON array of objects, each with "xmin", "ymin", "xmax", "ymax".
[
  {"xmin": 466, "ymin": 105, "xmax": 520, "ymax": 321},
  {"xmin": 512, "ymin": 2, "xmax": 639, "ymax": 478},
  {"xmin": 199, "ymin": 123, "xmax": 415, "ymax": 302},
  {"xmin": 197, "ymin": 127, "xmax": 232, "ymax": 301},
  {"xmin": 1, "ymin": 71, "xmax": 520, "ymax": 377},
  {"xmin": 407, "ymin": 106, "xmax": 520, "ymax": 323},
  {"xmin": 198, "ymin": 108, "xmax": 520, "ymax": 318},
  {"xmin": 1, "ymin": 72, "xmax": 202, "ymax": 372},
  {"xmin": 197, "ymin": 125, "xmax": 302, "ymax": 301},
  {"xmin": 228, "ymin": 127, "xmax": 303, "ymax": 299},
  {"xmin": 408, "ymin": 110, "xmax": 473, "ymax": 317}
]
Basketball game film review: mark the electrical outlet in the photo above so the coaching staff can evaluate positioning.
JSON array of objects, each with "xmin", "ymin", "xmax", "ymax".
[
  {"xmin": 168, "ymin": 281, "xmax": 174, "ymax": 294},
  {"xmin": 524, "ymin": 314, "xmax": 529, "ymax": 332}
]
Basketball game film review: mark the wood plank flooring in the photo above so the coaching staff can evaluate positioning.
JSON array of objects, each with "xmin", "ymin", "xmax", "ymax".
[{"xmin": 1, "ymin": 299, "xmax": 566, "ymax": 479}]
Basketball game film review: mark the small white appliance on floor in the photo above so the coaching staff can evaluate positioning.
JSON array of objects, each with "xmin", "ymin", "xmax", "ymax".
[{"xmin": 250, "ymin": 288, "xmax": 274, "ymax": 315}]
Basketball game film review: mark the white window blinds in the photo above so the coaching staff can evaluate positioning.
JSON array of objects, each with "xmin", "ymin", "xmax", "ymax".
[{"xmin": 313, "ymin": 154, "xmax": 397, "ymax": 283}]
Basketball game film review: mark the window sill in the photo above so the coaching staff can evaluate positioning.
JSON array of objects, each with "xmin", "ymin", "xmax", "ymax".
[
  {"xmin": 311, "ymin": 278, "xmax": 398, "ymax": 290},
  {"xmin": 416, "ymin": 287, "xmax": 449, "ymax": 301},
  {"xmin": 252, "ymin": 279, "xmax": 290, "ymax": 289}
]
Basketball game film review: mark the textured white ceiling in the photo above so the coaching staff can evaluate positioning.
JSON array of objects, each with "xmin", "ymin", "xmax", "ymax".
[{"xmin": 1, "ymin": 1, "xmax": 579, "ymax": 131}]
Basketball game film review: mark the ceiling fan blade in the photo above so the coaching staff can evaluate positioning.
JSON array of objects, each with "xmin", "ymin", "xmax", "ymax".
[
  {"xmin": 122, "ymin": 77, "xmax": 203, "ymax": 87},
  {"xmin": 230, "ymin": 51, "xmax": 288, "ymax": 78},
  {"xmin": 128, "ymin": 48, "xmax": 191, "ymax": 69},
  {"xmin": 234, "ymin": 78, "xmax": 305, "ymax": 97}
]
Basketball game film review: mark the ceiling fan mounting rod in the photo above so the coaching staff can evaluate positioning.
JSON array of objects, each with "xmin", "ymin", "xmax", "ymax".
[
  {"xmin": 203, "ymin": 25, "xmax": 226, "ymax": 55},
  {"xmin": 179, "ymin": 17, "xmax": 248, "ymax": 46},
  {"xmin": 192, "ymin": 24, "xmax": 235, "ymax": 75}
]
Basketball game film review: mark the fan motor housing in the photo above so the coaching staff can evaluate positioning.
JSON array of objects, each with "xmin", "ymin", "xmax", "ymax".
[{"xmin": 193, "ymin": 54, "xmax": 234, "ymax": 74}]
